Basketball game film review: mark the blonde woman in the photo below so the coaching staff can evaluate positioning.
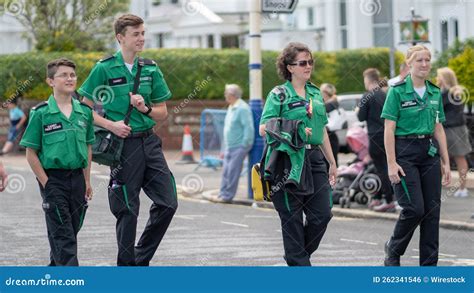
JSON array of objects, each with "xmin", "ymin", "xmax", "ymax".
[
  {"xmin": 437, "ymin": 67, "xmax": 472, "ymax": 197},
  {"xmin": 381, "ymin": 45, "xmax": 450, "ymax": 266}
]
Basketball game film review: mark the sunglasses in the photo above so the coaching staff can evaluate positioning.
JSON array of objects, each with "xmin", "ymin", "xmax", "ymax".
[{"xmin": 289, "ymin": 59, "xmax": 314, "ymax": 67}]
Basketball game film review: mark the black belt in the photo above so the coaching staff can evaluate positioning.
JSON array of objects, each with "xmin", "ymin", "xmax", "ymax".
[
  {"xmin": 127, "ymin": 129, "xmax": 154, "ymax": 139},
  {"xmin": 45, "ymin": 168, "xmax": 83, "ymax": 177},
  {"xmin": 396, "ymin": 134, "xmax": 433, "ymax": 139},
  {"xmin": 305, "ymin": 144, "xmax": 320, "ymax": 150}
]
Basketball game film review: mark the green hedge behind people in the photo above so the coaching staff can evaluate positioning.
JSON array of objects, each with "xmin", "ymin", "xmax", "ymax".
[
  {"xmin": 20, "ymin": 58, "xmax": 94, "ymax": 266},
  {"xmin": 382, "ymin": 45, "xmax": 451, "ymax": 266},
  {"xmin": 78, "ymin": 14, "xmax": 177, "ymax": 266},
  {"xmin": 259, "ymin": 42, "xmax": 337, "ymax": 266}
]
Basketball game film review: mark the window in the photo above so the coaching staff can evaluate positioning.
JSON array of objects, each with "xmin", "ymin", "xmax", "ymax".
[
  {"xmin": 372, "ymin": 0, "xmax": 392, "ymax": 47},
  {"xmin": 340, "ymin": 0, "xmax": 347, "ymax": 48},
  {"xmin": 221, "ymin": 35, "xmax": 239, "ymax": 48},
  {"xmin": 441, "ymin": 21, "xmax": 448, "ymax": 51},
  {"xmin": 308, "ymin": 7, "xmax": 314, "ymax": 26},
  {"xmin": 207, "ymin": 35, "xmax": 214, "ymax": 48},
  {"xmin": 156, "ymin": 33, "xmax": 164, "ymax": 48}
]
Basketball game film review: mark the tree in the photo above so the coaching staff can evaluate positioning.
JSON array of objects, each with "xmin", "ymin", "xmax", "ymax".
[{"xmin": 1, "ymin": 0, "xmax": 130, "ymax": 51}]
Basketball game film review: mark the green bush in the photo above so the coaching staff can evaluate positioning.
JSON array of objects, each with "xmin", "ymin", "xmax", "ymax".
[
  {"xmin": 0, "ymin": 48, "xmax": 403, "ymax": 102},
  {"xmin": 448, "ymin": 46, "xmax": 474, "ymax": 102}
]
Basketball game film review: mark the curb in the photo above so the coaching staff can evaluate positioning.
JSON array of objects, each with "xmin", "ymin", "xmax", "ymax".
[{"xmin": 178, "ymin": 187, "xmax": 474, "ymax": 232}]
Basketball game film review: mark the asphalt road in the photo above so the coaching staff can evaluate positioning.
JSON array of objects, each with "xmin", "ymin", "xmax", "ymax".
[{"xmin": 1, "ymin": 161, "xmax": 473, "ymax": 266}]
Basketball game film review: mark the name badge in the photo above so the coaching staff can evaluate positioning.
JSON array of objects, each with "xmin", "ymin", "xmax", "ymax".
[
  {"xmin": 288, "ymin": 101, "xmax": 305, "ymax": 109},
  {"xmin": 44, "ymin": 122, "xmax": 63, "ymax": 133},
  {"xmin": 400, "ymin": 100, "xmax": 417, "ymax": 108},
  {"xmin": 108, "ymin": 77, "xmax": 127, "ymax": 86}
]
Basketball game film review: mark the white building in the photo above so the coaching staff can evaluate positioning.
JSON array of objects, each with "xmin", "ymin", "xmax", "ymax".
[{"xmin": 1, "ymin": 0, "xmax": 473, "ymax": 55}]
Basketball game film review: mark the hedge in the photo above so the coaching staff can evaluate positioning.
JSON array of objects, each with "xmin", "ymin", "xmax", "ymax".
[{"xmin": 0, "ymin": 48, "xmax": 404, "ymax": 102}]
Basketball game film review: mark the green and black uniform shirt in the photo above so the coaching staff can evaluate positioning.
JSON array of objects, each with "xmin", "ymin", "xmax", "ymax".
[
  {"xmin": 20, "ymin": 95, "xmax": 95, "ymax": 169},
  {"xmin": 78, "ymin": 50, "xmax": 172, "ymax": 132},
  {"xmin": 381, "ymin": 75, "xmax": 445, "ymax": 136}
]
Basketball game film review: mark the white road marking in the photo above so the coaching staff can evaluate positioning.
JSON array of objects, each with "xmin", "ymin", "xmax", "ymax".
[
  {"xmin": 340, "ymin": 238, "xmax": 378, "ymax": 245},
  {"xmin": 175, "ymin": 215, "xmax": 207, "ymax": 220},
  {"xmin": 244, "ymin": 215, "xmax": 278, "ymax": 219},
  {"xmin": 220, "ymin": 221, "xmax": 249, "ymax": 228}
]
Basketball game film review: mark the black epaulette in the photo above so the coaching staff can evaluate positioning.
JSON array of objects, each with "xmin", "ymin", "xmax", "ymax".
[
  {"xmin": 426, "ymin": 80, "xmax": 440, "ymax": 89},
  {"xmin": 99, "ymin": 55, "xmax": 115, "ymax": 63},
  {"xmin": 79, "ymin": 102, "xmax": 93, "ymax": 110},
  {"xmin": 142, "ymin": 58, "xmax": 156, "ymax": 66},
  {"xmin": 393, "ymin": 80, "xmax": 406, "ymax": 87},
  {"xmin": 307, "ymin": 82, "xmax": 320, "ymax": 90},
  {"xmin": 31, "ymin": 101, "xmax": 48, "ymax": 110}
]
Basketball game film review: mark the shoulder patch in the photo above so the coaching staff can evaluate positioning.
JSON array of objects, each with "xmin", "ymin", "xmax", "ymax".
[
  {"xmin": 393, "ymin": 80, "xmax": 406, "ymax": 87},
  {"xmin": 32, "ymin": 101, "xmax": 48, "ymax": 110},
  {"xmin": 426, "ymin": 80, "xmax": 440, "ymax": 89},
  {"xmin": 142, "ymin": 58, "xmax": 156, "ymax": 66},
  {"xmin": 79, "ymin": 102, "xmax": 93, "ymax": 111},
  {"xmin": 271, "ymin": 86, "xmax": 286, "ymax": 95},
  {"xmin": 99, "ymin": 55, "xmax": 114, "ymax": 63}
]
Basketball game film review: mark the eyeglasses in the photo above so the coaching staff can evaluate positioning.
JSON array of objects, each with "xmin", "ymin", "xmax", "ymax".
[
  {"xmin": 289, "ymin": 59, "xmax": 314, "ymax": 67},
  {"xmin": 54, "ymin": 73, "xmax": 77, "ymax": 80}
]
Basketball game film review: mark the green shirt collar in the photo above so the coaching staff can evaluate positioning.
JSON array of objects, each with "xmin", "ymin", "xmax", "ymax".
[
  {"xmin": 405, "ymin": 75, "xmax": 434, "ymax": 95},
  {"xmin": 284, "ymin": 80, "xmax": 318, "ymax": 98},
  {"xmin": 114, "ymin": 50, "xmax": 138, "ymax": 69},
  {"xmin": 47, "ymin": 95, "xmax": 84, "ymax": 115}
]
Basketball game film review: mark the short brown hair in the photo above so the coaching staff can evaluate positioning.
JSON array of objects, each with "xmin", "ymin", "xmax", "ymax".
[
  {"xmin": 46, "ymin": 58, "xmax": 76, "ymax": 79},
  {"xmin": 276, "ymin": 42, "xmax": 312, "ymax": 81},
  {"xmin": 363, "ymin": 68, "xmax": 381, "ymax": 83},
  {"xmin": 114, "ymin": 14, "xmax": 144, "ymax": 36}
]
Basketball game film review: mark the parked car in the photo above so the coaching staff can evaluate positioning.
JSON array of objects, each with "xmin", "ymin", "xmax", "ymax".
[{"xmin": 326, "ymin": 93, "xmax": 364, "ymax": 152}]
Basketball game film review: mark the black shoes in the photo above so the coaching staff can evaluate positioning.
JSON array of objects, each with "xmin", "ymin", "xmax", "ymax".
[{"xmin": 384, "ymin": 241, "xmax": 400, "ymax": 266}]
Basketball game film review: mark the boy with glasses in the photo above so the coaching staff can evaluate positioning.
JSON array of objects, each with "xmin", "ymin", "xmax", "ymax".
[{"xmin": 20, "ymin": 58, "xmax": 94, "ymax": 266}]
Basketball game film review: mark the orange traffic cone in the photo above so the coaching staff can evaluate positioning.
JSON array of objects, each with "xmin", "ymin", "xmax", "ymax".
[{"xmin": 177, "ymin": 125, "xmax": 197, "ymax": 164}]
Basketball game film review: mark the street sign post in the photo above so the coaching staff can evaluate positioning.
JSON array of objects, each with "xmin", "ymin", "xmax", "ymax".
[{"xmin": 261, "ymin": 0, "xmax": 298, "ymax": 14}]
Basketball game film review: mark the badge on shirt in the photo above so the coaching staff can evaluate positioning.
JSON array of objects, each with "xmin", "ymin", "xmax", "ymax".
[
  {"xmin": 108, "ymin": 77, "xmax": 127, "ymax": 86},
  {"xmin": 78, "ymin": 120, "xmax": 86, "ymax": 127},
  {"xmin": 44, "ymin": 122, "xmax": 63, "ymax": 133},
  {"xmin": 288, "ymin": 101, "xmax": 306, "ymax": 109},
  {"xmin": 400, "ymin": 100, "xmax": 418, "ymax": 108}
]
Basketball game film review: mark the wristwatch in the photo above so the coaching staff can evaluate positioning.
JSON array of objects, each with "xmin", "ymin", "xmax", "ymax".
[{"xmin": 143, "ymin": 105, "xmax": 152, "ymax": 116}]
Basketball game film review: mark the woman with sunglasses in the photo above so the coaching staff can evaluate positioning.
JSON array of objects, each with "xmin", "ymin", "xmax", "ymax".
[
  {"xmin": 259, "ymin": 42, "xmax": 337, "ymax": 266},
  {"xmin": 381, "ymin": 45, "xmax": 451, "ymax": 266}
]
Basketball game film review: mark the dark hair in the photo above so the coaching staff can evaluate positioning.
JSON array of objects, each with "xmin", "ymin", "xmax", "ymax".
[
  {"xmin": 114, "ymin": 14, "xmax": 144, "ymax": 36},
  {"xmin": 276, "ymin": 42, "xmax": 312, "ymax": 81},
  {"xmin": 363, "ymin": 68, "xmax": 381, "ymax": 83},
  {"xmin": 46, "ymin": 58, "xmax": 76, "ymax": 79}
]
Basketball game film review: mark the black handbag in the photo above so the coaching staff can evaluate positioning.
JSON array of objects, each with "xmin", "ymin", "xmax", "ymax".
[{"xmin": 91, "ymin": 58, "xmax": 144, "ymax": 166}]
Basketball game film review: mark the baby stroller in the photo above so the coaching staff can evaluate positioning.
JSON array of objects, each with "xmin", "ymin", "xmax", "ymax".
[{"xmin": 332, "ymin": 126, "xmax": 381, "ymax": 208}]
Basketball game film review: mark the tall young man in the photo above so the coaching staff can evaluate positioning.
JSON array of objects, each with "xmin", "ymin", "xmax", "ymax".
[{"xmin": 79, "ymin": 14, "xmax": 177, "ymax": 266}]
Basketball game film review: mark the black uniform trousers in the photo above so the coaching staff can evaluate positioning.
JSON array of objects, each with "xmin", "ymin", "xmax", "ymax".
[
  {"xmin": 272, "ymin": 148, "xmax": 332, "ymax": 266},
  {"xmin": 388, "ymin": 138, "xmax": 441, "ymax": 266},
  {"xmin": 368, "ymin": 135, "xmax": 394, "ymax": 202},
  {"xmin": 108, "ymin": 132, "xmax": 178, "ymax": 266},
  {"xmin": 39, "ymin": 169, "xmax": 88, "ymax": 266}
]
